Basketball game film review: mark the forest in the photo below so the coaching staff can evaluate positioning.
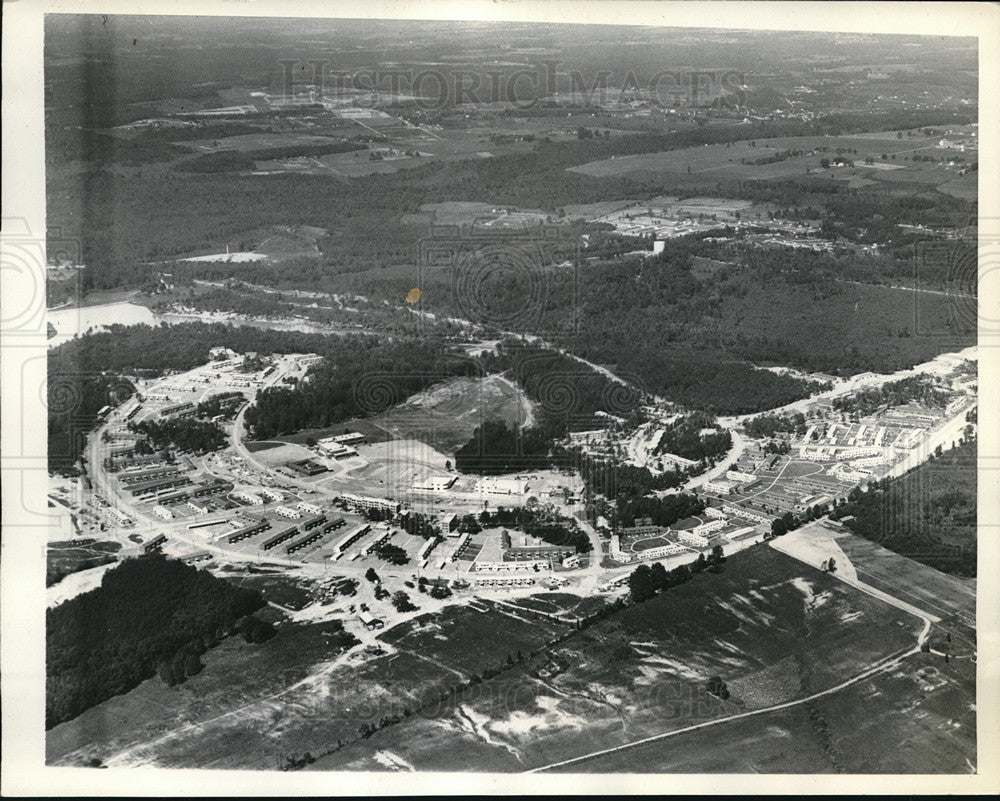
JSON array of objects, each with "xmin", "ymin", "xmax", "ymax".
[
  {"xmin": 245, "ymin": 337, "xmax": 477, "ymax": 438},
  {"xmin": 830, "ymin": 438, "xmax": 976, "ymax": 577},
  {"xmin": 743, "ymin": 411, "xmax": 808, "ymax": 439},
  {"xmin": 477, "ymin": 506, "xmax": 592, "ymax": 553},
  {"xmin": 616, "ymin": 492, "xmax": 706, "ymax": 529},
  {"xmin": 481, "ymin": 340, "xmax": 646, "ymax": 436},
  {"xmin": 831, "ymin": 375, "xmax": 950, "ymax": 417},
  {"xmin": 453, "ymin": 420, "xmax": 555, "ymax": 475},
  {"xmin": 132, "ymin": 418, "xmax": 228, "ymax": 455},
  {"xmin": 46, "ymin": 555, "xmax": 267, "ymax": 728},
  {"xmin": 654, "ymin": 412, "xmax": 732, "ymax": 462}
]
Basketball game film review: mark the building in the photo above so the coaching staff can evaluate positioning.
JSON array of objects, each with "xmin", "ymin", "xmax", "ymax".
[
  {"xmin": 332, "ymin": 524, "xmax": 372, "ymax": 558},
  {"xmin": 153, "ymin": 505, "xmax": 173, "ymax": 520},
  {"xmin": 186, "ymin": 499, "xmax": 211, "ymax": 514},
  {"xmin": 618, "ymin": 520, "xmax": 665, "ymax": 537},
  {"xmin": 158, "ymin": 401, "xmax": 196, "ymax": 419},
  {"xmin": 331, "ymin": 432, "xmax": 366, "ymax": 446},
  {"xmin": 298, "ymin": 501, "xmax": 322, "ymax": 516},
  {"xmin": 726, "ymin": 469, "xmax": 756, "ymax": 484},
  {"xmin": 411, "ymin": 475, "xmax": 457, "ymax": 492},
  {"xmin": 340, "ymin": 493, "xmax": 398, "ymax": 514},
  {"xmin": 704, "ymin": 479, "xmax": 735, "ymax": 494},
  {"xmin": 691, "ymin": 518, "xmax": 726, "ymax": 536},
  {"xmin": 475, "ymin": 477, "xmax": 529, "ymax": 496},
  {"xmin": 721, "ymin": 503, "xmax": 771, "ymax": 526},
  {"xmin": 474, "ymin": 576, "xmax": 536, "ymax": 589},
  {"xmin": 357, "ymin": 611, "xmax": 384, "ymax": 630},
  {"xmin": 260, "ymin": 526, "xmax": 299, "ymax": 551},
  {"xmin": 127, "ymin": 475, "xmax": 191, "ymax": 497},
  {"xmin": 316, "ymin": 439, "xmax": 358, "ymax": 459},
  {"xmin": 506, "ymin": 546, "xmax": 573, "ymax": 562},
  {"xmin": 233, "ymin": 490, "xmax": 264, "ymax": 506},
  {"xmin": 143, "ymin": 534, "xmax": 167, "ymax": 553},
  {"xmin": 288, "ymin": 458, "xmax": 329, "ymax": 475},
  {"xmin": 274, "ymin": 505, "xmax": 302, "ymax": 519},
  {"xmin": 704, "ymin": 507, "xmax": 728, "ymax": 521},
  {"xmin": 561, "ymin": 554, "xmax": 582, "ymax": 569},
  {"xmin": 227, "ymin": 518, "xmax": 271, "ymax": 544},
  {"xmin": 678, "ymin": 529, "xmax": 710, "ymax": 548},
  {"xmin": 474, "ymin": 560, "xmax": 548, "ymax": 574}
]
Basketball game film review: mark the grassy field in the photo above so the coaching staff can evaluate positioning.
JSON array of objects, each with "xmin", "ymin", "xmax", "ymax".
[
  {"xmin": 223, "ymin": 573, "xmax": 316, "ymax": 611},
  {"xmin": 379, "ymin": 605, "xmax": 564, "ymax": 677},
  {"xmin": 554, "ymin": 640, "xmax": 976, "ymax": 774},
  {"xmin": 274, "ymin": 375, "xmax": 531, "ymax": 456},
  {"xmin": 46, "ymin": 618, "xmax": 361, "ymax": 768},
  {"xmin": 46, "ymin": 540, "xmax": 121, "ymax": 587},
  {"xmin": 835, "ymin": 533, "xmax": 976, "ymax": 635},
  {"xmin": 311, "ymin": 546, "xmax": 932, "ymax": 772},
  {"xmin": 567, "ymin": 132, "xmax": 973, "ymax": 195}
]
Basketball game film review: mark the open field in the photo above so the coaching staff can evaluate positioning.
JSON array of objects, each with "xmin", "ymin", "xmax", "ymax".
[
  {"xmin": 353, "ymin": 374, "xmax": 533, "ymax": 455},
  {"xmin": 833, "ymin": 531, "xmax": 976, "ymax": 634},
  {"xmin": 46, "ymin": 618, "xmax": 361, "ymax": 767},
  {"xmin": 379, "ymin": 605, "xmax": 565, "ymax": 677},
  {"xmin": 567, "ymin": 132, "xmax": 974, "ymax": 195},
  {"xmin": 551, "ymin": 645, "xmax": 975, "ymax": 773},
  {"xmin": 173, "ymin": 132, "xmax": 359, "ymax": 153},
  {"xmin": 274, "ymin": 375, "xmax": 532, "ymax": 457},
  {"xmin": 311, "ymin": 546, "xmax": 932, "ymax": 772},
  {"xmin": 47, "ymin": 539, "xmax": 121, "ymax": 587},
  {"xmin": 46, "ymin": 602, "xmax": 567, "ymax": 770}
]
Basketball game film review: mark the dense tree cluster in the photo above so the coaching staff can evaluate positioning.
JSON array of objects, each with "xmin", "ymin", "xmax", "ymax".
[
  {"xmin": 453, "ymin": 420, "xmax": 554, "ymax": 475},
  {"xmin": 47, "ymin": 555, "xmax": 267, "ymax": 728},
  {"xmin": 482, "ymin": 340, "xmax": 646, "ymax": 436},
  {"xmin": 132, "ymin": 418, "xmax": 227, "ymax": 454},
  {"xmin": 477, "ymin": 506, "xmax": 592, "ymax": 553},
  {"xmin": 246, "ymin": 336, "xmax": 475, "ymax": 438},
  {"xmin": 830, "ymin": 438, "xmax": 976, "ymax": 577},
  {"xmin": 655, "ymin": 412, "xmax": 732, "ymax": 462},
  {"xmin": 578, "ymin": 455, "xmax": 688, "ymax": 503},
  {"xmin": 375, "ymin": 544, "xmax": 410, "ymax": 566},
  {"xmin": 617, "ymin": 492, "xmax": 706, "ymax": 529},
  {"xmin": 176, "ymin": 140, "xmax": 365, "ymax": 173},
  {"xmin": 627, "ymin": 545, "xmax": 726, "ymax": 602},
  {"xmin": 743, "ymin": 411, "xmax": 807, "ymax": 439},
  {"xmin": 831, "ymin": 375, "xmax": 949, "ymax": 417}
]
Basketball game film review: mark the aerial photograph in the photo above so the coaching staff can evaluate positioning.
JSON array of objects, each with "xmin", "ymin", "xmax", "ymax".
[{"xmin": 38, "ymin": 9, "xmax": 980, "ymax": 778}]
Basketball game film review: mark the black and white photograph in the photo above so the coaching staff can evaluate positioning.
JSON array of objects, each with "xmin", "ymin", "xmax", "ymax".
[{"xmin": 2, "ymin": 0, "xmax": 998, "ymax": 794}]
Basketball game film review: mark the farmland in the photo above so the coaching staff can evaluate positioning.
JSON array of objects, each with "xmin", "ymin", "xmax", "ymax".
[
  {"xmin": 309, "ymin": 546, "xmax": 940, "ymax": 772},
  {"xmin": 567, "ymin": 129, "xmax": 977, "ymax": 197}
]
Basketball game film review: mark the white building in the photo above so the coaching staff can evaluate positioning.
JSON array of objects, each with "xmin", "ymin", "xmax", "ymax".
[
  {"xmin": 153, "ymin": 505, "xmax": 173, "ymax": 520},
  {"xmin": 474, "ymin": 560, "xmax": 548, "ymax": 573},
  {"xmin": 704, "ymin": 507, "xmax": 728, "ymax": 521},
  {"xmin": 233, "ymin": 490, "xmax": 264, "ymax": 505},
  {"xmin": 691, "ymin": 518, "xmax": 726, "ymax": 536},
  {"xmin": 317, "ymin": 438, "xmax": 358, "ymax": 459},
  {"xmin": 298, "ymin": 501, "xmax": 322, "ymax": 515},
  {"xmin": 476, "ymin": 477, "xmax": 529, "ymax": 496},
  {"xmin": 411, "ymin": 475, "xmax": 457, "ymax": 492},
  {"xmin": 274, "ymin": 505, "xmax": 302, "ymax": 519},
  {"xmin": 340, "ymin": 493, "xmax": 398, "ymax": 513},
  {"xmin": 678, "ymin": 529, "xmax": 711, "ymax": 548},
  {"xmin": 331, "ymin": 432, "xmax": 366, "ymax": 445},
  {"xmin": 726, "ymin": 469, "xmax": 756, "ymax": 484},
  {"xmin": 722, "ymin": 503, "xmax": 771, "ymax": 526}
]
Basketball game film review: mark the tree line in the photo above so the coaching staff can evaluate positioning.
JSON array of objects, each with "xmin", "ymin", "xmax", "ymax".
[{"xmin": 46, "ymin": 555, "xmax": 268, "ymax": 728}]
